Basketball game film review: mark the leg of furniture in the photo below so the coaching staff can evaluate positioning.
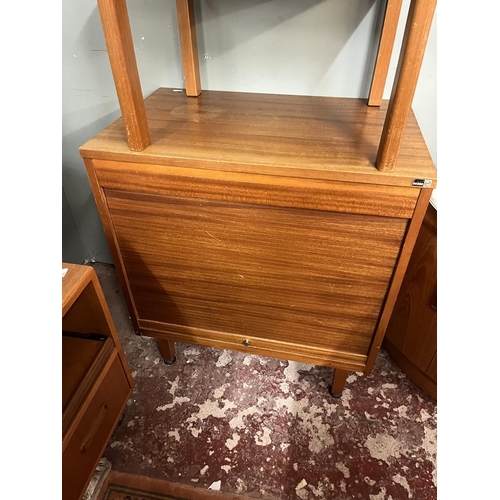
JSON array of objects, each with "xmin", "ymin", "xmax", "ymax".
[
  {"xmin": 368, "ymin": 0, "xmax": 404, "ymax": 106},
  {"xmin": 158, "ymin": 339, "xmax": 177, "ymax": 365},
  {"xmin": 376, "ymin": 0, "xmax": 436, "ymax": 171},
  {"xmin": 176, "ymin": 0, "xmax": 202, "ymax": 96},
  {"xmin": 331, "ymin": 369, "xmax": 349, "ymax": 398},
  {"xmin": 96, "ymin": 0, "xmax": 150, "ymax": 151}
]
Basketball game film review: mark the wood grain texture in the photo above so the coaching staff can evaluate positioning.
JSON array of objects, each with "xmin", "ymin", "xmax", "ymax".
[
  {"xmin": 376, "ymin": 0, "xmax": 437, "ymax": 171},
  {"xmin": 140, "ymin": 321, "xmax": 367, "ymax": 372},
  {"xmin": 176, "ymin": 0, "xmax": 202, "ymax": 96},
  {"xmin": 62, "ymin": 262, "xmax": 134, "ymax": 453},
  {"xmin": 95, "ymin": 160, "xmax": 419, "ymax": 218},
  {"xmin": 63, "ymin": 352, "xmax": 130, "ymax": 500},
  {"xmin": 62, "ymin": 336, "xmax": 107, "ymax": 412},
  {"xmin": 62, "ymin": 268, "xmax": 134, "ymax": 500},
  {"xmin": 63, "ymin": 282, "xmax": 110, "ymax": 335},
  {"xmin": 62, "ymin": 264, "xmax": 134, "ymax": 387},
  {"xmin": 157, "ymin": 339, "xmax": 176, "ymax": 363},
  {"xmin": 384, "ymin": 202, "xmax": 436, "ymax": 369},
  {"xmin": 106, "ymin": 190, "xmax": 409, "ymax": 362},
  {"xmin": 62, "ymin": 336, "xmax": 114, "ymax": 438},
  {"xmin": 383, "ymin": 202, "xmax": 436, "ymax": 397},
  {"xmin": 368, "ymin": 0, "xmax": 404, "ymax": 106},
  {"xmin": 364, "ymin": 187, "xmax": 432, "ymax": 372},
  {"xmin": 80, "ymin": 89, "xmax": 436, "ymax": 187},
  {"xmin": 332, "ymin": 369, "xmax": 349, "ymax": 397},
  {"xmin": 427, "ymin": 352, "xmax": 437, "ymax": 383},
  {"xmin": 383, "ymin": 337, "xmax": 436, "ymax": 399},
  {"xmin": 96, "ymin": 0, "xmax": 150, "ymax": 151},
  {"xmin": 84, "ymin": 159, "xmax": 142, "ymax": 335},
  {"xmin": 62, "ymin": 263, "xmax": 94, "ymax": 316}
]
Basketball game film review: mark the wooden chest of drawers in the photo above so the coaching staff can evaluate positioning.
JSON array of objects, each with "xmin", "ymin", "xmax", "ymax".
[{"xmin": 62, "ymin": 263, "xmax": 134, "ymax": 500}]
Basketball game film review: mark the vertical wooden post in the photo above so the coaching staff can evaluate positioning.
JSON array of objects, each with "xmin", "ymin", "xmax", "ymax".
[
  {"xmin": 176, "ymin": 0, "xmax": 202, "ymax": 96},
  {"xmin": 376, "ymin": 0, "xmax": 436, "ymax": 172},
  {"xmin": 368, "ymin": 0, "xmax": 404, "ymax": 106},
  {"xmin": 97, "ymin": 0, "xmax": 150, "ymax": 151}
]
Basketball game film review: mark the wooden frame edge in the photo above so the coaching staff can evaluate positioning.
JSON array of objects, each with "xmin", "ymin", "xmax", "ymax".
[
  {"xmin": 83, "ymin": 158, "xmax": 142, "ymax": 336},
  {"xmin": 364, "ymin": 187, "xmax": 433, "ymax": 372}
]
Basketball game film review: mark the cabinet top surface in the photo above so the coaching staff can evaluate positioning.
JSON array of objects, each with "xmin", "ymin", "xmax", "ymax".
[
  {"xmin": 80, "ymin": 88, "xmax": 436, "ymax": 188},
  {"xmin": 62, "ymin": 263, "xmax": 93, "ymax": 316}
]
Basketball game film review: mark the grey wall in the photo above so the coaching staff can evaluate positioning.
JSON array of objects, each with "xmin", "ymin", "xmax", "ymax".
[
  {"xmin": 62, "ymin": 0, "xmax": 437, "ymax": 264},
  {"xmin": 62, "ymin": 186, "xmax": 87, "ymax": 264}
]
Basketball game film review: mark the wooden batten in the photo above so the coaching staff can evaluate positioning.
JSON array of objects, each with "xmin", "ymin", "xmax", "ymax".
[
  {"xmin": 368, "ymin": 0, "xmax": 404, "ymax": 107},
  {"xmin": 376, "ymin": 0, "xmax": 437, "ymax": 171},
  {"xmin": 176, "ymin": 0, "xmax": 202, "ymax": 96},
  {"xmin": 92, "ymin": 0, "xmax": 437, "ymax": 171},
  {"xmin": 96, "ymin": 0, "xmax": 151, "ymax": 151}
]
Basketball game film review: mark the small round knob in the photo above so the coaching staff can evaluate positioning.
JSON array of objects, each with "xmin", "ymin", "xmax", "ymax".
[{"xmin": 242, "ymin": 339, "xmax": 251, "ymax": 347}]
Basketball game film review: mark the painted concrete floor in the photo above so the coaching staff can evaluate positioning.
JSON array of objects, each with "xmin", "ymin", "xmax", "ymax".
[{"xmin": 94, "ymin": 263, "xmax": 437, "ymax": 500}]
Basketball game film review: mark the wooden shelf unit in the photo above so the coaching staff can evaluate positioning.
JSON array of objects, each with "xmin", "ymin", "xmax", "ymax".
[
  {"xmin": 80, "ymin": 0, "xmax": 437, "ymax": 397},
  {"xmin": 62, "ymin": 263, "xmax": 134, "ymax": 500}
]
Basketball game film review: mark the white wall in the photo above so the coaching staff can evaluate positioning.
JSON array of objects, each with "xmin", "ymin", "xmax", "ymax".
[{"xmin": 62, "ymin": 0, "xmax": 437, "ymax": 263}]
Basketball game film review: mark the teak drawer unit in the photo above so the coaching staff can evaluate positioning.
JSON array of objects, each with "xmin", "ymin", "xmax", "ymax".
[{"xmin": 62, "ymin": 263, "xmax": 134, "ymax": 500}]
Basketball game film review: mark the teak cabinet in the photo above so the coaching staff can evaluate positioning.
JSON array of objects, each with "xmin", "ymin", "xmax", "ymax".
[
  {"xmin": 62, "ymin": 263, "xmax": 134, "ymax": 500},
  {"xmin": 80, "ymin": 0, "xmax": 437, "ymax": 397},
  {"xmin": 384, "ymin": 202, "xmax": 437, "ymax": 399}
]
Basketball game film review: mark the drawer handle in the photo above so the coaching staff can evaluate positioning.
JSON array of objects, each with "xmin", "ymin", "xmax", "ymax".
[
  {"xmin": 80, "ymin": 403, "xmax": 108, "ymax": 453},
  {"xmin": 242, "ymin": 339, "xmax": 251, "ymax": 347}
]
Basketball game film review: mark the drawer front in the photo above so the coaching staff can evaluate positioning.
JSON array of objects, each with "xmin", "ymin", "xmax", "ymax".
[
  {"xmin": 94, "ymin": 160, "xmax": 419, "ymax": 219},
  {"xmin": 106, "ymin": 190, "xmax": 409, "ymax": 358},
  {"xmin": 63, "ymin": 353, "xmax": 131, "ymax": 500}
]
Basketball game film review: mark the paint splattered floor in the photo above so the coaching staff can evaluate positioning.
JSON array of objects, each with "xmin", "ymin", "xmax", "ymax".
[{"xmin": 94, "ymin": 263, "xmax": 437, "ymax": 500}]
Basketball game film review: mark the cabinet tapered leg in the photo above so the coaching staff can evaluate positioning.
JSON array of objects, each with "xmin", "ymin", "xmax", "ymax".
[
  {"xmin": 331, "ymin": 369, "xmax": 349, "ymax": 398},
  {"xmin": 158, "ymin": 339, "xmax": 176, "ymax": 365}
]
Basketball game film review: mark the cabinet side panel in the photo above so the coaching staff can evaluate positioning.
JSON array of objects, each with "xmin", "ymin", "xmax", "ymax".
[{"xmin": 84, "ymin": 159, "xmax": 141, "ymax": 333}]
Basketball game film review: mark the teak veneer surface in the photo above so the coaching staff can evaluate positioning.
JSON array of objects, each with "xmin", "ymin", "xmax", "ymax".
[
  {"xmin": 62, "ymin": 335, "xmax": 105, "ymax": 412},
  {"xmin": 106, "ymin": 192, "xmax": 409, "ymax": 361},
  {"xmin": 62, "ymin": 263, "xmax": 94, "ymax": 316},
  {"xmin": 80, "ymin": 88, "xmax": 436, "ymax": 188},
  {"xmin": 81, "ymin": 89, "xmax": 436, "ymax": 393},
  {"xmin": 62, "ymin": 263, "xmax": 134, "ymax": 500}
]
